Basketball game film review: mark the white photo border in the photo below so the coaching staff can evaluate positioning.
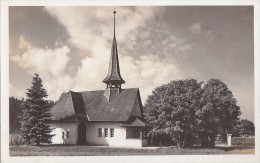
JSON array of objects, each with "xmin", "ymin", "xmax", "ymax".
[{"xmin": 1, "ymin": 1, "xmax": 259, "ymax": 163}]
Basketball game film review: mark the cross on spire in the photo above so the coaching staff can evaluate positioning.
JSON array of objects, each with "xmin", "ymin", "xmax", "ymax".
[{"xmin": 103, "ymin": 10, "xmax": 125, "ymax": 89}]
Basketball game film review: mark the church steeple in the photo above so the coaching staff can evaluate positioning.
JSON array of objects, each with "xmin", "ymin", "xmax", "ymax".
[{"xmin": 103, "ymin": 10, "xmax": 125, "ymax": 89}]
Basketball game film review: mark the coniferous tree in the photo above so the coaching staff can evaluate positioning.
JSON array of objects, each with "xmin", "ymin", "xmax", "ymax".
[{"xmin": 20, "ymin": 74, "xmax": 54, "ymax": 145}]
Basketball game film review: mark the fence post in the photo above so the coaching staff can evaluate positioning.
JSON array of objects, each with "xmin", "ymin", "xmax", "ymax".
[{"xmin": 227, "ymin": 134, "xmax": 232, "ymax": 146}]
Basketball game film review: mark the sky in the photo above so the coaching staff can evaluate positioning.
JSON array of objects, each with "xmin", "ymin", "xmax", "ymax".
[{"xmin": 9, "ymin": 6, "xmax": 254, "ymax": 121}]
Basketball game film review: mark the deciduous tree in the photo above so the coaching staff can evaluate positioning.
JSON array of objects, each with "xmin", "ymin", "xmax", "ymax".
[
  {"xmin": 233, "ymin": 119, "xmax": 254, "ymax": 137},
  {"xmin": 197, "ymin": 79, "xmax": 241, "ymax": 147},
  {"xmin": 144, "ymin": 79, "xmax": 203, "ymax": 148}
]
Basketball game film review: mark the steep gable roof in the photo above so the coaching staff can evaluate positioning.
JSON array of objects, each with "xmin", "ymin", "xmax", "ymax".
[
  {"xmin": 82, "ymin": 88, "xmax": 141, "ymax": 121},
  {"xmin": 50, "ymin": 88, "xmax": 143, "ymax": 122},
  {"xmin": 50, "ymin": 91, "xmax": 87, "ymax": 122}
]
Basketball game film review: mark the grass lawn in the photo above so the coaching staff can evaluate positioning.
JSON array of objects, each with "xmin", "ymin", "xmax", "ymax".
[{"xmin": 9, "ymin": 145, "xmax": 255, "ymax": 156}]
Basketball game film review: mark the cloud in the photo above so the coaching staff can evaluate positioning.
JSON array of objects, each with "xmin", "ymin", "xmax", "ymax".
[
  {"xmin": 44, "ymin": 6, "xmax": 190, "ymax": 101},
  {"xmin": 44, "ymin": 74, "xmax": 74, "ymax": 100},
  {"xmin": 9, "ymin": 83, "xmax": 25, "ymax": 98},
  {"xmin": 128, "ymin": 55, "xmax": 180, "ymax": 103},
  {"xmin": 11, "ymin": 40, "xmax": 73, "ymax": 99},
  {"xmin": 72, "ymin": 53, "xmax": 181, "ymax": 103},
  {"xmin": 189, "ymin": 23, "xmax": 216, "ymax": 42},
  {"xmin": 45, "ymin": 7, "xmax": 164, "ymax": 53},
  {"xmin": 11, "ymin": 45, "xmax": 70, "ymax": 77},
  {"xmin": 189, "ymin": 23, "xmax": 202, "ymax": 34},
  {"xmin": 205, "ymin": 31, "xmax": 216, "ymax": 42},
  {"xmin": 18, "ymin": 34, "xmax": 30, "ymax": 49},
  {"xmin": 11, "ymin": 7, "xmax": 191, "ymax": 102}
]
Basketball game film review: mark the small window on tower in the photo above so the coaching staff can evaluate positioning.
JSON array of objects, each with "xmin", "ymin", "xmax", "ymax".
[
  {"xmin": 62, "ymin": 131, "xmax": 65, "ymax": 138},
  {"xmin": 104, "ymin": 128, "xmax": 108, "ymax": 137},
  {"xmin": 66, "ymin": 131, "xmax": 69, "ymax": 138},
  {"xmin": 110, "ymin": 128, "xmax": 114, "ymax": 137},
  {"xmin": 98, "ymin": 128, "xmax": 102, "ymax": 137}
]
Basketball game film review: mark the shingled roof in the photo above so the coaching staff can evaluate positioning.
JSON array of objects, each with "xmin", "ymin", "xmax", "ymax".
[
  {"xmin": 120, "ymin": 117, "xmax": 153, "ymax": 127},
  {"xmin": 50, "ymin": 91, "xmax": 87, "ymax": 122},
  {"xmin": 50, "ymin": 88, "xmax": 143, "ymax": 122}
]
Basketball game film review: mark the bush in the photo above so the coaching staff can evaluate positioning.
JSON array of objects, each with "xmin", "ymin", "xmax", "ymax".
[
  {"xmin": 231, "ymin": 137, "xmax": 255, "ymax": 147},
  {"xmin": 9, "ymin": 134, "xmax": 26, "ymax": 146}
]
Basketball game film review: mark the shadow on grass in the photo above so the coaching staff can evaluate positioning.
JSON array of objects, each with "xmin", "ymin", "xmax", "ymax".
[
  {"xmin": 214, "ymin": 146, "xmax": 254, "ymax": 151},
  {"xmin": 185, "ymin": 145, "xmax": 255, "ymax": 151},
  {"xmin": 29, "ymin": 143, "xmax": 97, "ymax": 147}
]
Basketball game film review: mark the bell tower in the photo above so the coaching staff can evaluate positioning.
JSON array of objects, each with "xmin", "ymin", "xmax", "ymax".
[{"xmin": 103, "ymin": 10, "xmax": 125, "ymax": 102}]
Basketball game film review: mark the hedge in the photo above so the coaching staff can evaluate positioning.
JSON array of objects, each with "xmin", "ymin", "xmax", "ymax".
[
  {"xmin": 231, "ymin": 137, "xmax": 255, "ymax": 146},
  {"xmin": 9, "ymin": 134, "xmax": 26, "ymax": 146}
]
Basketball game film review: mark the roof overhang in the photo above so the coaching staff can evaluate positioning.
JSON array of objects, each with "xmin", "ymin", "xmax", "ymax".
[{"xmin": 120, "ymin": 117, "xmax": 153, "ymax": 127}]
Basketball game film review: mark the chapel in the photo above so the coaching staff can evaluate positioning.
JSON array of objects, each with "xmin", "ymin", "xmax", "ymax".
[{"xmin": 49, "ymin": 10, "xmax": 152, "ymax": 147}]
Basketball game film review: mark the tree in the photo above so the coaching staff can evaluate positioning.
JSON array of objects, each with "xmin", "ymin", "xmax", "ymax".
[
  {"xmin": 233, "ymin": 119, "xmax": 254, "ymax": 137},
  {"xmin": 197, "ymin": 79, "xmax": 241, "ymax": 147},
  {"xmin": 144, "ymin": 79, "xmax": 203, "ymax": 148},
  {"xmin": 144, "ymin": 78, "xmax": 241, "ymax": 148},
  {"xmin": 9, "ymin": 97, "xmax": 25, "ymax": 134},
  {"xmin": 20, "ymin": 74, "xmax": 54, "ymax": 145}
]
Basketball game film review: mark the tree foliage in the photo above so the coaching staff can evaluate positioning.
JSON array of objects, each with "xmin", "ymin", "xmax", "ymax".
[
  {"xmin": 196, "ymin": 79, "xmax": 241, "ymax": 146},
  {"xmin": 144, "ymin": 78, "xmax": 241, "ymax": 148},
  {"xmin": 20, "ymin": 74, "xmax": 54, "ymax": 145},
  {"xmin": 144, "ymin": 79, "xmax": 203, "ymax": 148},
  {"xmin": 233, "ymin": 119, "xmax": 254, "ymax": 137},
  {"xmin": 9, "ymin": 97, "xmax": 25, "ymax": 134}
]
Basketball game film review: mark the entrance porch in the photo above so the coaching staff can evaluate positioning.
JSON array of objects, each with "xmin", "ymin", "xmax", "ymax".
[{"xmin": 120, "ymin": 117, "xmax": 153, "ymax": 147}]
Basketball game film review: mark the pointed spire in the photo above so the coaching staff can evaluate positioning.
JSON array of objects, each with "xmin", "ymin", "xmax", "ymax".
[
  {"xmin": 113, "ymin": 10, "xmax": 116, "ymax": 38},
  {"xmin": 103, "ymin": 10, "xmax": 125, "ymax": 89}
]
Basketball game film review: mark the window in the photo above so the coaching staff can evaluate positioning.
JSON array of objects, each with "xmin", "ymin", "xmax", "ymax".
[
  {"xmin": 104, "ymin": 128, "xmax": 108, "ymax": 137},
  {"xmin": 98, "ymin": 128, "xmax": 113, "ymax": 137},
  {"xmin": 98, "ymin": 128, "xmax": 102, "ymax": 137},
  {"xmin": 62, "ymin": 131, "xmax": 69, "ymax": 138},
  {"xmin": 110, "ymin": 128, "xmax": 114, "ymax": 137}
]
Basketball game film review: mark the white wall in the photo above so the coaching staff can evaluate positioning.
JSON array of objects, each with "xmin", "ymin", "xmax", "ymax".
[
  {"xmin": 50, "ymin": 122, "xmax": 148, "ymax": 147},
  {"xmin": 85, "ymin": 122, "xmax": 147, "ymax": 147},
  {"xmin": 50, "ymin": 122, "xmax": 79, "ymax": 144}
]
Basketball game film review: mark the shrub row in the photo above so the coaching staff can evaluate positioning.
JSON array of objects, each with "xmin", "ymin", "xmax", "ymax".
[
  {"xmin": 9, "ymin": 134, "xmax": 26, "ymax": 146},
  {"xmin": 231, "ymin": 137, "xmax": 255, "ymax": 146}
]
